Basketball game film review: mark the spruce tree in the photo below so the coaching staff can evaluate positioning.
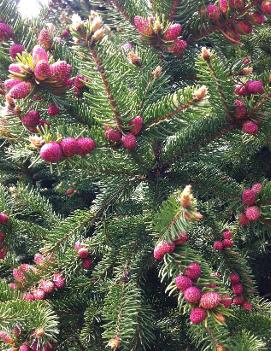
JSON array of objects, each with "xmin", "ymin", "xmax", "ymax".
[{"xmin": 0, "ymin": 0, "xmax": 271, "ymax": 350}]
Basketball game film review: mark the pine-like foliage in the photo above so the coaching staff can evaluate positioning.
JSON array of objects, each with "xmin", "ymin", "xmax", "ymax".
[{"xmin": 0, "ymin": 0, "xmax": 271, "ymax": 350}]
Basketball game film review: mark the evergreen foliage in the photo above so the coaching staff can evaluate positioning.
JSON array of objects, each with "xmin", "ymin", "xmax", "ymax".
[{"xmin": 0, "ymin": 0, "xmax": 271, "ymax": 350}]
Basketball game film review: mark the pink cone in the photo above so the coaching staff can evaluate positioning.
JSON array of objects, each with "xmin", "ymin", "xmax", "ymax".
[
  {"xmin": 163, "ymin": 23, "xmax": 182, "ymax": 41},
  {"xmin": 9, "ymin": 81, "xmax": 32, "ymax": 99},
  {"xmin": 9, "ymin": 43, "xmax": 24, "ymax": 59},
  {"xmin": 245, "ymin": 206, "xmax": 261, "ymax": 221},
  {"xmin": 40, "ymin": 142, "xmax": 63, "ymax": 163}
]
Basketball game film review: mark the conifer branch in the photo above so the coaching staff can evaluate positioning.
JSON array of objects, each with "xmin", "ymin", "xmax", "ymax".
[
  {"xmin": 109, "ymin": 0, "xmax": 131, "ymax": 22},
  {"xmin": 148, "ymin": 95, "xmax": 199, "ymax": 128},
  {"xmin": 204, "ymin": 59, "xmax": 233, "ymax": 124},
  {"xmin": 89, "ymin": 48, "xmax": 123, "ymax": 129}
]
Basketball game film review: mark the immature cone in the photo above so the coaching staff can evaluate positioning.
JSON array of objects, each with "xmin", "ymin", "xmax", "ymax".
[
  {"xmin": 39, "ymin": 280, "xmax": 55, "ymax": 294},
  {"xmin": 9, "ymin": 43, "xmax": 24, "ymax": 59},
  {"xmin": 153, "ymin": 241, "xmax": 175, "ymax": 260},
  {"xmin": 50, "ymin": 61, "xmax": 72, "ymax": 82},
  {"xmin": 32, "ymin": 45, "xmax": 48, "ymax": 64},
  {"xmin": 234, "ymin": 99, "xmax": 247, "ymax": 120},
  {"xmin": 221, "ymin": 294, "xmax": 232, "ymax": 308},
  {"xmin": 223, "ymin": 230, "xmax": 232, "ymax": 240},
  {"xmin": 207, "ymin": 4, "xmax": 221, "ymax": 20},
  {"xmin": 261, "ymin": 0, "xmax": 271, "ymax": 15},
  {"xmin": 33, "ymin": 288, "xmax": 46, "ymax": 300},
  {"xmin": 232, "ymin": 295, "xmax": 245, "ymax": 305},
  {"xmin": 40, "ymin": 142, "xmax": 63, "ymax": 163},
  {"xmin": 175, "ymin": 275, "xmax": 193, "ymax": 292},
  {"xmin": 234, "ymin": 84, "xmax": 247, "ymax": 96},
  {"xmin": 184, "ymin": 286, "xmax": 202, "ymax": 303},
  {"xmin": 0, "ymin": 212, "xmax": 9, "ymax": 224},
  {"xmin": 242, "ymin": 121, "xmax": 259, "ymax": 135},
  {"xmin": 230, "ymin": 272, "xmax": 240, "ymax": 284},
  {"xmin": 167, "ymin": 39, "xmax": 187, "ymax": 54},
  {"xmin": 243, "ymin": 301, "xmax": 253, "ymax": 311},
  {"xmin": 219, "ymin": 0, "xmax": 229, "ymax": 13},
  {"xmin": 78, "ymin": 247, "xmax": 89, "ymax": 259},
  {"xmin": 128, "ymin": 116, "xmax": 144, "ymax": 135},
  {"xmin": 34, "ymin": 60, "xmax": 51, "ymax": 81},
  {"xmin": 0, "ymin": 22, "xmax": 13, "ymax": 42},
  {"xmin": 201, "ymin": 47, "xmax": 212, "ymax": 61},
  {"xmin": 38, "ymin": 28, "xmax": 52, "ymax": 49},
  {"xmin": 174, "ymin": 232, "xmax": 188, "ymax": 245},
  {"xmin": 8, "ymin": 81, "xmax": 32, "ymax": 99},
  {"xmin": 21, "ymin": 110, "xmax": 40, "ymax": 128},
  {"xmin": 184, "ymin": 262, "xmax": 201, "ymax": 280},
  {"xmin": 0, "ymin": 331, "xmax": 13, "ymax": 344},
  {"xmin": 163, "ymin": 23, "xmax": 182, "ymax": 41},
  {"xmin": 34, "ymin": 253, "xmax": 45, "ymax": 265},
  {"xmin": 251, "ymin": 183, "xmax": 262, "ymax": 194},
  {"xmin": 213, "ymin": 241, "xmax": 224, "ymax": 251},
  {"xmin": 122, "ymin": 133, "xmax": 137, "ymax": 150},
  {"xmin": 53, "ymin": 272, "xmax": 65, "ymax": 289},
  {"xmin": 246, "ymin": 80, "xmax": 264, "ymax": 94},
  {"xmin": 60, "ymin": 137, "xmax": 79, "ymax": 157},
  {"xmin": 180, "ymin": 185, "xmax": 193, "ymax": 208},
  {"xmin": 104, "ymin": 126, "xmax": 122, "ymax": 143},
  {"xmin": 189, "ymin": 307, "xmax": 207, "ymax": 324},
  {"xmin": 200, "ymin": 291, "xmax": 221, "ymax": 309},
  {"xmin": 76, "ymin": 137, "xmax": 96, "ymax": 156},
  {"xmin": 245, "ymin": 206, "xmax": 261, "ymax": 221},
  {"xmin": 134, "ymin": 16, "xmax": 153, "ymax": 36},
  {"xmin": 239, "ymin": 213, "xmax": 249, "ymax": 226},
  {"xmin": 222, "ymin": 238, "xmax": 233, "ymax": 248},
  {"xmin": 47, "ymin": 104, "xmax": 60, "ymax": 116},
  {"xmin": 82, "ymin": 257, "xmax": 92, "ymax": 269},
  {"xmin": 13, "ymin": 268, "xmax": 25, "ymax": 282},
  {"xmin": 242, "ymin": 189, "xmax": 256, "ymax": 206},
  {"xmin": 61, "ymin": 28, "xmax": 70, "ymax": 38},
  {"xmin": 4, "ymin": 79, "xmax": 22, "ymax": 90},
  {"xmin": 251, "ymin": 12, "xmax": 265, "ymax": 25},
  {"xmin": 214, "ymin": 313, "xmax": 226, "ymax": 324},
  {"xmin": 232, "ymin": 283, "xmax": 244, "ymax": 295},
  {"xmin": 23, "ymin": 292, "xmax": 34, "ymax": 301}
]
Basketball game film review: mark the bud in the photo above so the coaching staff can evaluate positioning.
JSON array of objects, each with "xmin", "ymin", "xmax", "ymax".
[
  {"xmin": 92, "ymin": 28, "xmax": 105, "ymax": 42},
  {"xmin": 107, "ymin": 336, "xmax": 121, "ymax": 350},
  {"xmin": 29, "ymin": 135, "xmax": 45, "ymax": 149},
  {"xmin": 127, "ymin": 51, "xmax": 142, "ymax": 66},
  {"xmin": 91, "ymin": 16, "xmax": 103, "ymax": 32},
  {"xmin": 193, "ymin": 86, "xmax": 207, "ymax": 101},
  {"xmin": 180, "ymin": 185, "xmax": 193, "ymax": 208},
  {"xmin": 214, "ymin": 313, "xmax": 226, "ymax": 324},
  {"xmin": 34, "ymin": 327, "xmax": 45, "ymax": 338},
  {"xmin": 193, "ymin": 212, "xmax": 203, "ymax": 221},
  {"xmin": 241, "ymin": 67, "xmax": 253, "ymax": 75},
  {"xmin": 152, "ymin": 66, "xmax": 162, "ymax": 79},
  {"xmin": 201, "ymin": 47, "xmax": 212, "ymax": 61}
]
